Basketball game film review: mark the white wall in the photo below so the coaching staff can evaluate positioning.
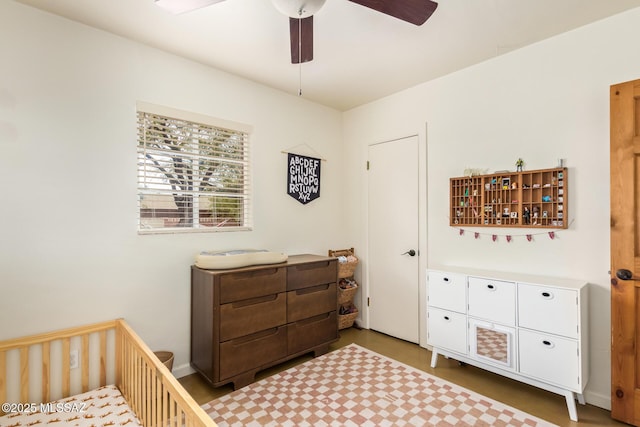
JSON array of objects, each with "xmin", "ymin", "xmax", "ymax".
[
  {"xmin": 0, "ymin": 1, "xmax": 346, "ymax": 377},
  {"xmin": 3, "ymin": 0, "xmax": 639, "ymax": 412},
  {"xmin": 343, "ymin": 7, "xmax": 640, "ymax": 410}
]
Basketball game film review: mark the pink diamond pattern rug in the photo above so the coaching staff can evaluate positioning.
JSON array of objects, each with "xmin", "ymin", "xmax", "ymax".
[{"xmin": 202, "ymin": 344, "xmax": 557, "ymax": 426}]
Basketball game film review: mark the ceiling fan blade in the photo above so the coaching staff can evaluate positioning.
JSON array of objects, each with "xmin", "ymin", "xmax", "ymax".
[
  {"xmin": 290, "ymin": 16, "xmax": 314, "ymax": 64},
  {"xmin": 347, "ymin": 0, "xmax": 438, "ymax": 26}
]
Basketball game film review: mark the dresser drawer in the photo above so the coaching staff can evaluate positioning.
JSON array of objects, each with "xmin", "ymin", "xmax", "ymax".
[
  {"xmin": 518, "ymin": 283, "xmax": 578, "ymax": 338},
  {"xmin": 219, "ymin": 326, "xmax": 288, "ymax": 380},
  {"xmin": 518, "ymin": 329, "xmax": 580, "ymax": 391},
  {"xmin": 287, "ymin": 283, "xmax": 337, "ymax": 322},
  {"xmin": 288, "ymin": 311, "xmax": 338, "ymax": 354},
  {"xmin": 427, "ymin": 270, "xmax": 466, "ymax": 313},
  {"xmin": 287, "ymin": 260, "xmax": 337, "ymax": 291},
  {"xmin": 468, "ymin": 277, "xmax": 516, "ymax": 325},
  {"xmin": 219, "ymin": 267, "xmax": 286, "ymax": 304},
  {"xmin": 427, "ymin": 307, "xmax": 467, "ymax": 355},
  {"xmin": 220, "ymin": 293, "xmax": 287, "ymax": 341}
]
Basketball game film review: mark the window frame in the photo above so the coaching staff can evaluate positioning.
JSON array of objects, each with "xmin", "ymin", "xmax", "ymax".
[{"xmin": 136, "ymin": 101, "xmax": 253, "ymax": 234}]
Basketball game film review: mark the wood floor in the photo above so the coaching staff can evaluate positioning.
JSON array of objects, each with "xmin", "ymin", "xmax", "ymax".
[{"xmin": 179, "ymin": 327, "xmax": 624, "ymax": 427}]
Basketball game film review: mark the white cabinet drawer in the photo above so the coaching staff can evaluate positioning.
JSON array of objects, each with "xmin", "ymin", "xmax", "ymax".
[
  {"xmin": 468, "ymin": 277, "xmax": 516, "ymax": 325},
  {"xmin": 427, "ymin": 307, "xmax": 467, "ymax": 355},
  {"xmin": 518, "ymin": 283, "xmax": 578, "ymax": 338},
  {"xmin": 427, "ymin": 270, "xmax": 466, "ymax": 313},
  {"xmin": 518, "ymin": 329, "xmax": 580, "ymax": 391}
]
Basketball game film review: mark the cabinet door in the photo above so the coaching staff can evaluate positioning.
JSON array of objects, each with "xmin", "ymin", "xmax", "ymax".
[
  {"xmin": 519, "ymin": 329, "xmax": 581, "ymax": 391},
  {"xmin": 427, "ymin": 307, "xmax": 467, "ymax": 355},
  {"xmin": 468, "ymin": 277, "xmax": 516, "ymax": 325},
  {"xmin": 469, "ymin": 318, "xmax": 516, "ymax": 371},
  {"xmin": 518, "ymin": 283, "xmax": 578, "ymax": 338},
  {"xmin": 427, "ymin": 270, "xmax": 466, "ymax": 313}
]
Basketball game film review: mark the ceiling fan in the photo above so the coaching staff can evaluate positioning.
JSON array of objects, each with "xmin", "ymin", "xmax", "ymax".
[{"xmin": 155, "ymin": 0, "xmax": 438, "ymax": 64}]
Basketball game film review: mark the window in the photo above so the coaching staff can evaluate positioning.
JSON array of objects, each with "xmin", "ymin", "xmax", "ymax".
[{"xmin": 137, "ymin": 102, "xmax": 252, "ymax": 233}]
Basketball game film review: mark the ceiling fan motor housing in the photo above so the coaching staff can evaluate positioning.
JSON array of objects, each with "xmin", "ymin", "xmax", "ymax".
[{"xmin": 272, "ymin": 0, "xmax": 327, "ymax": 18}]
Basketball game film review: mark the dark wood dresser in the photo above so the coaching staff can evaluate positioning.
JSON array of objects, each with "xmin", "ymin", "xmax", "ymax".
[{"xmin": 190, "ymin": 254, "xmax": 338, "ymax": 389}]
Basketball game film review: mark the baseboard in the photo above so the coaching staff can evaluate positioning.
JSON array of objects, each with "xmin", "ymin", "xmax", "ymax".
[
  {"xmin": 173, "ymin": 362, "xmax": 196, "ymax": 379},
  {"xmin": 584, "ymin": 390, "xmax": 611, "ymax": 411}
]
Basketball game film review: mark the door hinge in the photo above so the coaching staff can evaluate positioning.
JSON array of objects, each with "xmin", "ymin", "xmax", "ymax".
[
  {"xmin": 367, "ymin": 297, "xmax": 370, "ymax": 306},
  {"xmin": 366, "ymin": 161, "xmax": 370, "ymax": 170}
]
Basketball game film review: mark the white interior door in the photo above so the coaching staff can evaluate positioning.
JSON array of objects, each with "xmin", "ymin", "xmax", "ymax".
[{"xmin": 368, "ymin": 135, "xmax": 419, "ymax": 343}]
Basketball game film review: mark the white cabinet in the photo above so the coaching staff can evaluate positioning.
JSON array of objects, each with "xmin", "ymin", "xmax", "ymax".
[{"xmin": 427, "ymin": 267, "xmax": 588, "ymax": 422}]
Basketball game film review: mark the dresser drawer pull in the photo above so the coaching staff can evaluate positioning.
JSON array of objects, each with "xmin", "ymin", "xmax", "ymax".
[
  {"xmin": 296, "ymin": 283, "xmax": 330, "ymax": 295},
  {"xmin": 230, "ymin": 327, "xmax": 280, "ymax": 346},
  {"xmin": 443, "ymin": 316, "xmax": 450, "ymax": 321},
  {"xmin": 541, "ymin": 291, "xmax": 554, "ymax": 299},
  {"xmin": 231, "ymin": 294, "xmax": 278, "ymax": 308},
  {"xmin": 292, "ymin": 261, "xmax": 330, "ymax": 272},
  {"xmin": 443, "ymin": 277, "xmax": 449, "ymax": 282},
  {"xmin": 542, "ymin": 340, "xmax": 555, "ymax": 348},
  {"xmin": 487, "ymin": 284, "xmax": 496, "ymax": 290}
]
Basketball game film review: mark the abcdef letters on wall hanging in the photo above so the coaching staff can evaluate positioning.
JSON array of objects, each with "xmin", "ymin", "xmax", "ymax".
[{"xmin": 287, "ymin": 153, "xmax": 321, "ymax": 204}]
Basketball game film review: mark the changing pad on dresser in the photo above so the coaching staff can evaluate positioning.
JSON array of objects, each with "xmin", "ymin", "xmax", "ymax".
[{"xmin": 195, "ymin": 249, "xmax": 288, "ymax": 269}]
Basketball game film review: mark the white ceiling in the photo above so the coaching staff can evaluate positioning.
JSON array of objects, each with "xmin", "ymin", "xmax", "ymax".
[{"xmin": 15, "ymin": 0, "xmax": 640, "ymax": 111}]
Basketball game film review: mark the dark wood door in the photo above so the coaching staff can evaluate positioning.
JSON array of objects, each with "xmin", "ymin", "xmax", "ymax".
[{"xmin": 610, "ymin": 78, "xmax": 640, "ymax": 425}]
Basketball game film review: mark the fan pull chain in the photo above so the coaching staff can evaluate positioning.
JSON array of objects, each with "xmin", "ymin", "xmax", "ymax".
[{"xmin": 298, "ymin": 12, "xmax": 303, "ymax": 96}]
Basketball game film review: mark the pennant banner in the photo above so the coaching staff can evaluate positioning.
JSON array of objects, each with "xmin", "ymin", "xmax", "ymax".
[{"xmin": 455, "ymin": 228, "xmax": 562, "ymax": 242}]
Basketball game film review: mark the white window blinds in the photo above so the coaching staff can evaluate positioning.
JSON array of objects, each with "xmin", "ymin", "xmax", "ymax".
[{"xmin": 137, "ymin": 102, "xmax": 252, "ymax": 233}]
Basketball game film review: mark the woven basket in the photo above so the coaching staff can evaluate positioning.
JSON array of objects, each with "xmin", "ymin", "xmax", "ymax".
[
  {"xmin": 337, "ymin": 282, "xmax": 358, "ymax": 306},
  {"xmin": 328, "ymin": 248, "xmax": 359, "ymax": 279},
  {"xmin": 154, "ymin": 351, "xmax": 174, "ymax": 371},
  {"xmin": 338, "ymin": 306, "xmax": 359, "ymax": 330}
]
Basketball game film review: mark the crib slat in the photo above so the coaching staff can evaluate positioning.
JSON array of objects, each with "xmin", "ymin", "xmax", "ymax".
[
  {"xmin": 62, "ymin": 337, "xmax": 70, "ymax": 396},
  {"xmin": 42, "ymin": 341, "xmax": 50, "ymax": 402},
  {"xmin": 145, "ymin": 362, "xmax": 151, "ymax": 425},
  {"xmin": 100, "ymin": 330, "xmax": 107, "ymax": 386},
  {"xmin": 169, "ymin": 397, "xmax": 175, "ymax": 427},
  {"xmin": 82, "ymin": 334, "xmax": 89, "ymax": 392},
  {"xmin": 115, "ymin": 327, "xmax": 122, "ymax": 389},
  {"xmin": 161, "ymin": 382, "xmax": 168, "ymax": 427},
  {"xmin": 155, "ymin": 376, "xmax": 162, "ymax": 427},
  {"xmin": 0, "ymin": 351, "xmax": 6, "ymax": 415},
  {"xmin": 20, "ymin": 347, "xmax": 28, "ymax": 402}
]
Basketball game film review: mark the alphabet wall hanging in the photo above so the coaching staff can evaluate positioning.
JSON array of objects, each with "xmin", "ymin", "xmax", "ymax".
[{"xmin": 287, "ymin": 153, "xmax": 321, "ymax": 204}]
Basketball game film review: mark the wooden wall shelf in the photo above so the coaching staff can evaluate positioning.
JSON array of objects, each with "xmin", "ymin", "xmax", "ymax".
[{"xmin": 450, "ymin": 167, "xmax": 567, "ymax": 229}]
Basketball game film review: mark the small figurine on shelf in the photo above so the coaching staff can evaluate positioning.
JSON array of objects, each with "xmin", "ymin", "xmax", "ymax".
[
  {"xmin": 516, "ymin": 158, "xmax": 524, "ymax": 172},
  {"xmin": 523, "ymin": 206, "xmax": 530, "ymax": 224},
  {"xmin": 532, "ymin": 206, "xmax": 540, "ymax": 225}
]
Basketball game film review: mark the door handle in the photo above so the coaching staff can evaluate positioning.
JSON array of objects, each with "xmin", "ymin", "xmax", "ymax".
[
  {"xmin": 402, "ymin": 249, "xmax": 417, "ymax": 256},
  {"xmin": 616, "ymin": 269, "xmax": 639, "ymax": 281}
]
